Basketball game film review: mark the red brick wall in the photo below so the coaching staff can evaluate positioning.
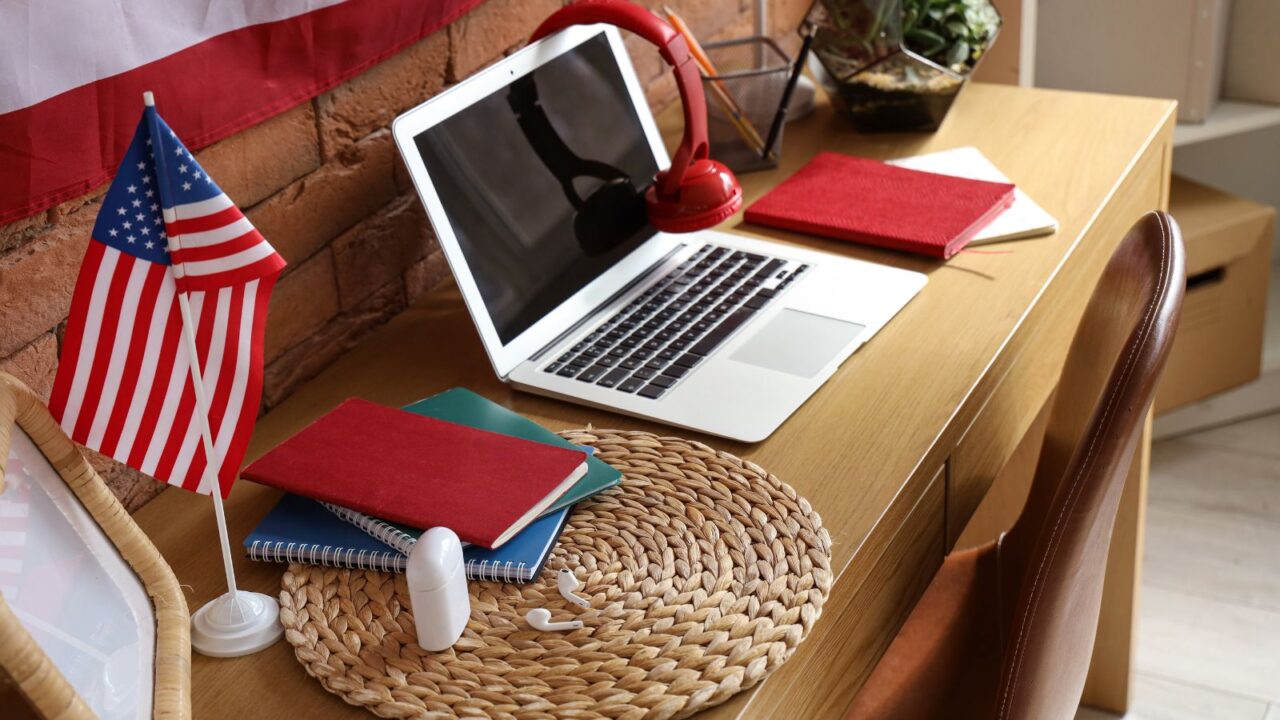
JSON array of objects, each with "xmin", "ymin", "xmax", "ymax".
[{"xmin": 0, "ymin": 0, "xmax": 809, "ymax": 509}]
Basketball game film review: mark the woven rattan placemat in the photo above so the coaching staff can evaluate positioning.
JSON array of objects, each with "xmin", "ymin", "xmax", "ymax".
[{"xmin": 279, "ymin": 428, "xmax": 832, "ymax": 719}]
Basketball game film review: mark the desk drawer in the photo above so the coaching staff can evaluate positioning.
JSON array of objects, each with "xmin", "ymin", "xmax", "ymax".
[{"xmin": 948, "ymin": 343, "xmax": 1060, "ymax": 548}]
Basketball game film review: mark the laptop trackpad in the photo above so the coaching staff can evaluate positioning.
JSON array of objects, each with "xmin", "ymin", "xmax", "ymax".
[{"xmin": 730, "ymin": 309, "xmax": 866, "ymax": 379}]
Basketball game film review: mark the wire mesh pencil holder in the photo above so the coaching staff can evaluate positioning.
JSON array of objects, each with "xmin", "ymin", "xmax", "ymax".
[{"xmin": 700, "ymin": 37, "xmax": 792, "ymax": 174}]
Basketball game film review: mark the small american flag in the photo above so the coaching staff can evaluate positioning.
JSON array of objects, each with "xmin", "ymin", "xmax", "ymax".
[{"xmin": 48, "ymin": 105, "xmax": 285, "ymax": 498}]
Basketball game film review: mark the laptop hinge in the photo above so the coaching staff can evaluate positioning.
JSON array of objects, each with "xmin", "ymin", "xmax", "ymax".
[{"xmin": 526, "ymin": 243, "xmax": 686, "ymax": 364}]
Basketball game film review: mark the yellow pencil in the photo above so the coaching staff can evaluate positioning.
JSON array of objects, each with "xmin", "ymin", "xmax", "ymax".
[{"xmin": 664, "ymin": 7, "xmax": 771, "ymax": 158}]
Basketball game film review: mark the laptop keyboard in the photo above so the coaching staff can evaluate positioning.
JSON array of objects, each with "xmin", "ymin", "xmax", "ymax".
[{"xmin": 542, "ymin": 244, "xmax": 809, "ymax": 399}]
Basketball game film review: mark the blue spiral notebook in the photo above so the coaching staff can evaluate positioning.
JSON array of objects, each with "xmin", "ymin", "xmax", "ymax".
[{"xmin": 245, "ymin": 494, "xmax": 571, "ymax": 583}]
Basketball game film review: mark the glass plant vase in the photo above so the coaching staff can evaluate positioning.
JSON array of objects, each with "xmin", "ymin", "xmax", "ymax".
[{"xmin": 806, "ymin": 0, "xmax": 1001, "ymax": 132}]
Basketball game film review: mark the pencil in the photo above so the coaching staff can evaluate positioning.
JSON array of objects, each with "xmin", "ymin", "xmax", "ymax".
[{"xmin": 663, "ymin": 7, "xmax": 770, "ymax": 156}]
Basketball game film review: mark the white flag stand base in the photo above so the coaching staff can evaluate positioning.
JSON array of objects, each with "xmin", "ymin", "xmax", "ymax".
[{"xmin": 191, "ymin": 590, "xmax": 283, "ymax": 657}]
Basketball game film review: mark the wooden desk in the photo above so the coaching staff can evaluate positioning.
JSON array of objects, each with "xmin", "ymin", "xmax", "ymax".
[{"xmin": 133, "ymin": 83, "xmax": 1175, "ymax": 719}]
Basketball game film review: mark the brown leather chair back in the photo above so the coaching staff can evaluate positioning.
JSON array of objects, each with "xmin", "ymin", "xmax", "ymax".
[{"xmin": 996, "ymin": 211, "xmax": 1185, "ymax": 719}]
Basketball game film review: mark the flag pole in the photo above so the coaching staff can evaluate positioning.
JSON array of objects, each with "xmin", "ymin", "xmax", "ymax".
[
  {"xmin": 144, "ymin": 91, "xmax": 282, "ymax": 656},
  {"xmin": 143, "ymin": 90, "xmax": 240, "ymax": 604},
  {"xmin": 175, "ymin": 287, "xmax": 242, "ymax": 598}
]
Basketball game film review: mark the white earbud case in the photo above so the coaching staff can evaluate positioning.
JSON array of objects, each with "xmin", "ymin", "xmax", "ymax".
[{"xmin": 406, "ymin": 527, "xmax": 470, "ymax": 651}]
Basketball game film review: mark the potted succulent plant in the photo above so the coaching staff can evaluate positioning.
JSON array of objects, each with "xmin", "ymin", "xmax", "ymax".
[{"xmin": 806, "ymin": 0, "xmax": 1001, "ymax": 132}]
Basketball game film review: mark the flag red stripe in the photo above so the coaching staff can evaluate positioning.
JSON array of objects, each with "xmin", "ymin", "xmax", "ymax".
[
  {"xmin": 153, "ymin": 293, "xmax": 217, "ymax": 485},
  {"xmin": 185, "ymin": 288, "xmax": 235, "ymax": 492},
  {"xmin": 169, "ymin": 229, "xmax": 264, "ymax": 264},
  {"xmin": 175, "ymin": 291, "xmax": 224, "ymax": 492},
  {"xmin": 167, "ymin": 205, "xmax": 243, "ymax": 235},
  {"xmin": 71, "ymin": 253, "xmax": 135, "ymax": 441},
  {"xmin": 188, "ymin": 285, "xmax": 247, "ymax": 494},
  {"xmin": 98, "ymin": 264, "xmax": 168, "ymax": 457},
  {"xmin": 205, "ymin": 285, "xmax": 246, "ymax": 475},
  {"xmin": 185, "ymin": 432, "xmax": 210, "ymax": 494},
  {"xmin": 151, "ymin": 376, "xmax": 196, "ymax": 486},
  {"xmin": 179, "ymin": 254, "xmax": 289, "ymax": 294},
  {"xmin": 47, "ymin": 241, "xmax": 105, "ymax": 419},
  {"xmin": 217, "ymin": 276, "xmax": 276, "ymax": 497},
  {"xmin": 183, "ymin": 291, "xmax": 222, "ymax": 493},
  {"xmin": 126, "ymin": 302, "xmax": 185, "ymax": 471},
  {"xmin": 0, "ymin": 0, "xmax": 484, "ymax": 225}
]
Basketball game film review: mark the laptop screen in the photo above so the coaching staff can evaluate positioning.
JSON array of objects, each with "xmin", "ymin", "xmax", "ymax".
[{"xmin": 413, "ymin": 33, "xmax": 660, "ymax": 344}]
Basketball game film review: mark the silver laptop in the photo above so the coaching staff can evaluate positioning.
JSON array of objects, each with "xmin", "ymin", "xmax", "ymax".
[{"xmin": 392, "ymin": 25, "xmax": 926, "ymax": 442}]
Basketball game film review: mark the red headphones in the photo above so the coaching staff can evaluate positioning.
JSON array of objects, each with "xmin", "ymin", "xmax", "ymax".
[{"xmin": 530, "ymin": 0, "xmax": 743, "ymax": 233}]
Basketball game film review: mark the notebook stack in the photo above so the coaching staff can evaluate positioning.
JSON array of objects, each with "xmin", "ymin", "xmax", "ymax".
[{"xmin": 241, "ymin": 388, "xmax": 622, "ymax": 583}]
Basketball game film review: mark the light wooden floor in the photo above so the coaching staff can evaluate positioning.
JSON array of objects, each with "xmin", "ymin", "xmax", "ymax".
[{"xmin": 1078, "ymin": 411, "xmax": 1280, "ymax": 720}]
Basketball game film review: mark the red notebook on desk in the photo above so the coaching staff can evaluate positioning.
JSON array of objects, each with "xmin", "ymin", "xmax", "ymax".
[
  {"xmin": 241, "ymin": 398, "xmax": 587, "ymax": 548},
  {"xmin": 743, "ymin": 152, "xmax": 1017, "ymax": 259}
]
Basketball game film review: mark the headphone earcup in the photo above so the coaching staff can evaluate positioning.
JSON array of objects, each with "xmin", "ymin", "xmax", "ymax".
[
  {"xmin": 530, "ymin": 1, "xmax": 743, "ymax": 233},
  {"xmin": 646, "ymin": 158, "xmax": 743, "ymax": 233}
]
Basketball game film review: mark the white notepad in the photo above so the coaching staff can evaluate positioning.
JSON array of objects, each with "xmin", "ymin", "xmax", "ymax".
[{"xmin": 889, "ymin": 146, "xmax": 1058, "ymax": 245}]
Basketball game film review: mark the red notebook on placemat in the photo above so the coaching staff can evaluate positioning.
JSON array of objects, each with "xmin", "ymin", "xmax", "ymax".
[
  {"xmin": 744, "ymin": 152, "xmax": 1017, "ymax": 259},
  {"xmin": 241, "ymin": 398, "xmax": 588, "ymax": 548}
]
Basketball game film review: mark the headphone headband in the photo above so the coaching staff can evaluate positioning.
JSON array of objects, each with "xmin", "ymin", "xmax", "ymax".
[{"xmin": 529, "ymin": 0, "xmax": 709, "ymax": 198}]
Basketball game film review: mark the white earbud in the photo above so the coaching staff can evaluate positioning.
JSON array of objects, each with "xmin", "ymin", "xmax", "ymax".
[
  {"xmin": 526, "ymin": 608, "xmax": 583, "ymax": 632},
  {"xmin": 557, "ymin": 568, "xmax": 591, "ymax": 609}
]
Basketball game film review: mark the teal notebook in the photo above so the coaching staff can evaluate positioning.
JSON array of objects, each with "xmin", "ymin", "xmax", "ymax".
[{"xmin": 326, "ymin": 388, "xmax": 620, "ymax": 554}]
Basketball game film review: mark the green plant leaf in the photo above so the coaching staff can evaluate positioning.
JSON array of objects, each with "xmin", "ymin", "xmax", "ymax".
[
  {"xmin": 818, "ymin": 0, "xmax": 997, "ymax": 72},
  {"xmin": 911, "ymin": 28, "xmax": 946, "ymax": 54}
]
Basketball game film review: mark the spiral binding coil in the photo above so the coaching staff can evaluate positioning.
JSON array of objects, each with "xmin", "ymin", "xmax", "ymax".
[
  {"xmin": 466, "ymin": 559, "xmax": 530, "ymax": 583},
  {"xmin": 247, "ymin": 540, "xmax": 407, "ymax": 573},
  {"xmin": 317, "ymin": 504, "xmax": 544, "ymax": 582},
  {"xmin": 248, "ymin": 541, "xmax": 534, "ymax": 582},
  {"xmin": 322, "ymin": 502, "xmax": 418, "ymax": 555}
]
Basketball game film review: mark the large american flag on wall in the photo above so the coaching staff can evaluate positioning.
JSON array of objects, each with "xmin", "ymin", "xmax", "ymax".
[
  {"xmin": 48, "ymin": 105, "xmax": 285, "ymax": 498},
  {"xmin": 0, "ymin": 0, "xmax": 483, "ymax": 224}
]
